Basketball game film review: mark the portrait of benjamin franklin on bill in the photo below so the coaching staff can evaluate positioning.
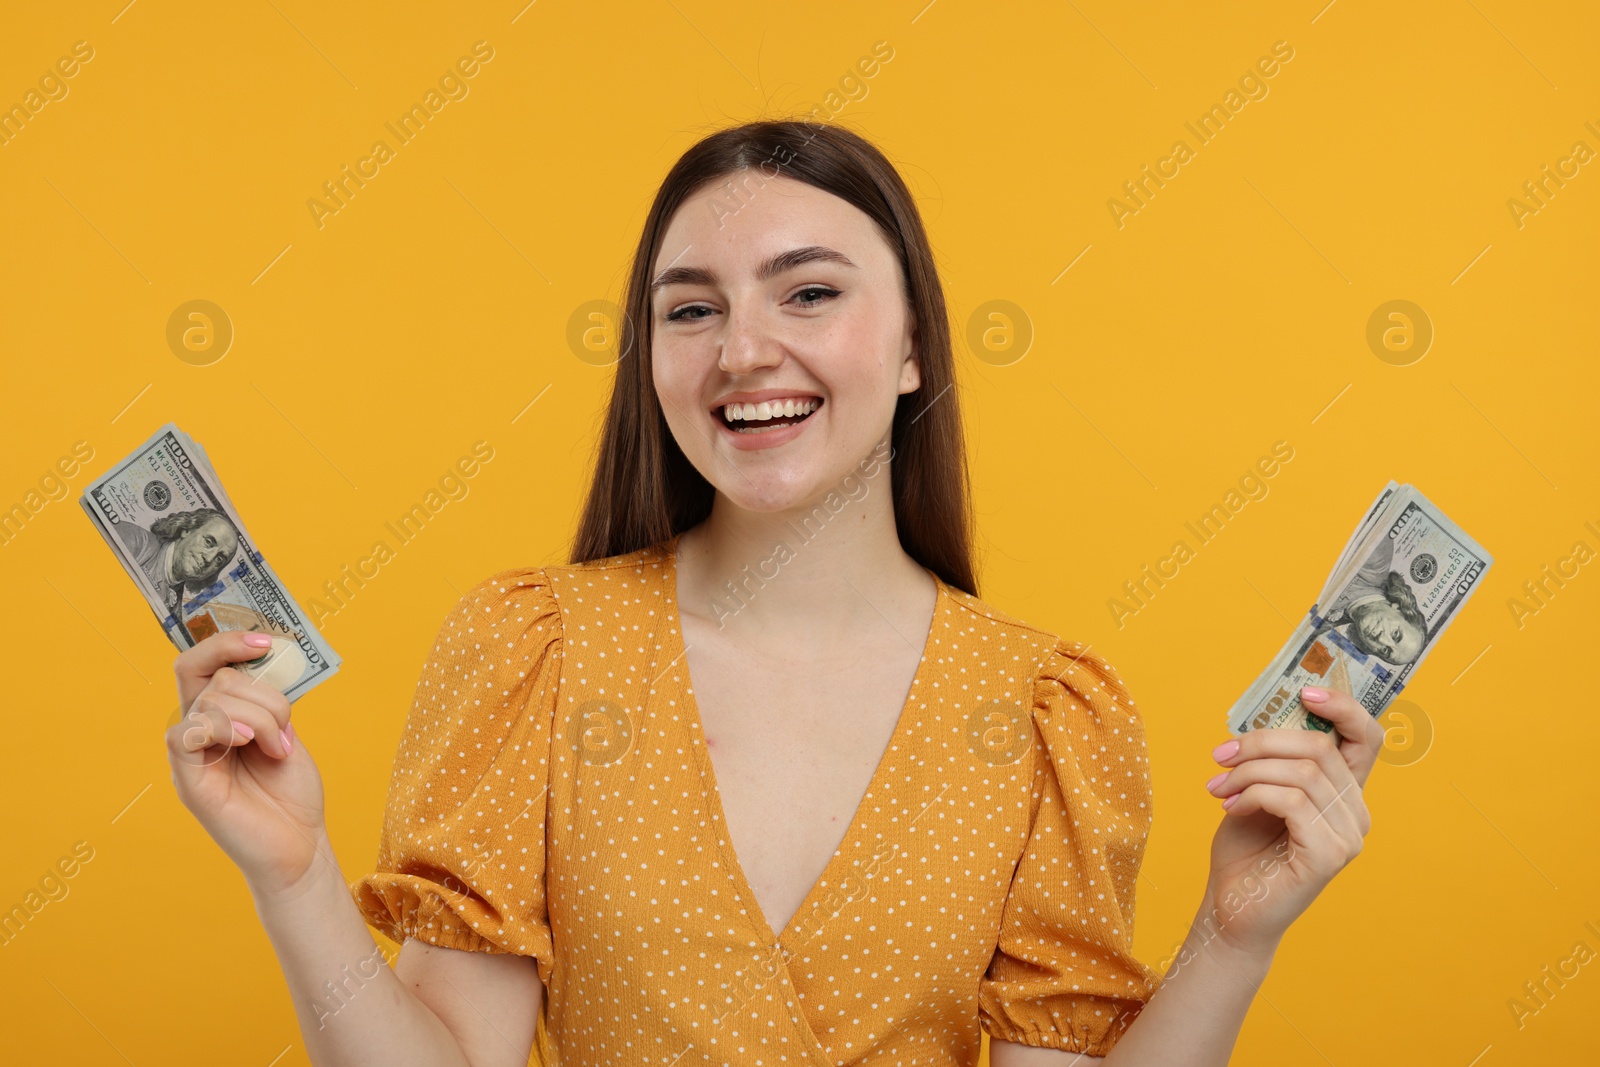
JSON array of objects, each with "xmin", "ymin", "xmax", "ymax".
[
  {"xmin": 1320, "ymin": 535, "xmax": 1428, "ymax": 666},
  {"xmin": 113, "ymin": 506, "xmax": 240, "ymax": 617}
]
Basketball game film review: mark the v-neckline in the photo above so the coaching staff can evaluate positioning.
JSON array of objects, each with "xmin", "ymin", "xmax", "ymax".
[{"xmin": 659, "ymin": 532, "xmax": 945, "ymax": 949}]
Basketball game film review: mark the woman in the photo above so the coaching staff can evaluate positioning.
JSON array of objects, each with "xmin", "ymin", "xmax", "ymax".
[{"xmin": 166, "ymin": 120, "xmax": 1382, "ymax": 1065}]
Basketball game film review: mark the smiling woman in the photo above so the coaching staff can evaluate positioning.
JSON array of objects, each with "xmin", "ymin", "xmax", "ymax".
[
  {"xmin": 574, "ymin": 123, "xmax": 971, "ymax": 588},
  {"xmin": 167, "ymin": 119, "xmax": 1382, "ymax": 1067}
]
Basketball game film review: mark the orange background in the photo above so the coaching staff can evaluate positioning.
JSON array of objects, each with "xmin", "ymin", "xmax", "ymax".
[{"xmin": 1, "ymin": 1, "xmax": 1596, "ymax": 1064}]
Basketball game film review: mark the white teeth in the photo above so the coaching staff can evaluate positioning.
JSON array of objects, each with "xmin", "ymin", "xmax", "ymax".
[{"xmin": 720, "ymin": 398, "xmax": 819, "ymax": 423}]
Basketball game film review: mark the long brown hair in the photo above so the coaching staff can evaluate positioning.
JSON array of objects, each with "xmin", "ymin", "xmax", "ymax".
[{"xmin": 569, "ymin": 119, "xmax": 977, "ymax": 596}]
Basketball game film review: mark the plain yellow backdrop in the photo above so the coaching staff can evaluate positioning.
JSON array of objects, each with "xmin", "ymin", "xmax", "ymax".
[{"xmin": 2, "ymin": 1, "xmax": 1596, "ymax": 1064}]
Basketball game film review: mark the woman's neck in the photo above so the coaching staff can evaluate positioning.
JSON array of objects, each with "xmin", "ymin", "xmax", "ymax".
[{"xmin": 673, "ymin": 460, "xmax": 936, "ymax": 644}]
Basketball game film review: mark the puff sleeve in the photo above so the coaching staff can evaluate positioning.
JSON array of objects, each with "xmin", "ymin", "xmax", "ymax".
[
  {"xmin": 978, "ymin": 639, "xmax": 1163, "ymax": 1057},
  {"xmin": 350, "ymin": 568, "xmax": 560, "ymax": 985}
]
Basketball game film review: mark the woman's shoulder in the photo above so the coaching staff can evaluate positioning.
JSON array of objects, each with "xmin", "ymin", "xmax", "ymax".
[
  {"xmin": 941, "ymin": 580, "xmax": 1139, "ymax": 710},
  {"xmin": 447, "ymin": 539, "xmax": 676, "ymax": 635},
  {"xmin": 541, "ymin": 538, "xmax": 676, "ymax": 581}
]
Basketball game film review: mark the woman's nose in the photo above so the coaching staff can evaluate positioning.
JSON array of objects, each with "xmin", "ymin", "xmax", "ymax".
[{"xmin": 717, "ymin": 307, "xmax": 784, "ymax": 374}]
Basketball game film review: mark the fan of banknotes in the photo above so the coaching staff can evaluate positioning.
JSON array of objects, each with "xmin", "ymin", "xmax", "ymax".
[
  {"xmin": 80, "ymin": 424, "xmax": 340, "ymax": 701},
  {"xmin": 1227, "ymin": 482, "xmax": 1492, "ymax": 735}
]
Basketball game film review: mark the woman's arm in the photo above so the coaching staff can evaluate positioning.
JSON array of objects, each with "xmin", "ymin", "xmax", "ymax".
[
  {"xmin": 989, "ymin": 890, "xmax": 1272, "ymax": 1066},
  {"xmin": 993, "ymin": 685, "xmax": 1380, "ymax": 1066},
  {"xmin": 167, "ymin": 632, "xmax": 542, "ymax": 1066},
  {"xmin": 252, "ymin": 843, "xmax": 543, "ymax": 1067}
]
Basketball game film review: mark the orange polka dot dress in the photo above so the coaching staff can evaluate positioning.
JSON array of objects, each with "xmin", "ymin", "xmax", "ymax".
[{"xmin": 351, "ymin": 535, "xmax": 1163, "ymax": 1064}]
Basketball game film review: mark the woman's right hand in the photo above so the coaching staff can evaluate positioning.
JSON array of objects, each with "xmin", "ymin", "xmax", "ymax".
[{"xmin": 166, "ymin": 632, "xmax": 331, "ymax": 901}]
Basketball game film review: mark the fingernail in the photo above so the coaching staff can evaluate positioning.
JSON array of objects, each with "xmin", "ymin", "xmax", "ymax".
[
  {"xmin": 1212, "ymin": 740, "xmax": 1240, "ymax": 762},
  {"xmin": 1301, "ymin": 686, "xmax": 1328, "ymax": 702},
  {"xmin": 280, "ymin": 728, "xmax": 293, "ymax": 755},
  {"xmin": 1205, "ymin": 771, "xmax": 1228, "ymax": 792},
  {"xmin": 1222, "ymin": 794, "xmax": 1239, "ymax": 809},
  {"xmin": 244, "ymin": 633, "xmax": 273, "ymax": 648},
  {"xmin": 231, "ymin": 720, "xmax": 255, "ymax": 741}
]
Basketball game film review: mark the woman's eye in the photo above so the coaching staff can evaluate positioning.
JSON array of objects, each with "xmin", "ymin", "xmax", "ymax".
[
  {"xmin": 792, "ymin": 286, "xmax": 839, "ymax": 307},
  {"xmin": 665, "ymin": 286, "xmax": 839, "ymax": 321}
]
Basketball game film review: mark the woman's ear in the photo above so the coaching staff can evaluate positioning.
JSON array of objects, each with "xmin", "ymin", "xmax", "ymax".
[{"xmin": 897, "ymin": 324, "xmax": 921, "ymax": 394}]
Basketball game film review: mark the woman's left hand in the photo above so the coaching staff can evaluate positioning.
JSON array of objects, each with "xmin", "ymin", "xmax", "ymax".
[{"xmin": 1199, "ymin": 685, "xmax": 1384, "ymax": 959}]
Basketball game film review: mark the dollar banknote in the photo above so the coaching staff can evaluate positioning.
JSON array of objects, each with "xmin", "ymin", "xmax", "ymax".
[
  {"xmin": 81, "ymin": 424, "xmax": 340, "ymax": 701},
  {"xmin": 1227, "ymin": 484, "xmax": 1492, "ymax": 735},
  {"xmin": 1317, "ymin": 480, "xmax": 1399, "ymax": 609}
]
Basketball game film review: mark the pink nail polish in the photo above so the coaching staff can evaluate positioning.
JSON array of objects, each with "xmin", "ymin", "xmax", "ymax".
[
  {"xmin": 1222, "ymin": 794, "xmax": 1239, "ymax": 809},
  {"xmin": 280, "ymin": 728, "xmax": 293, "ymax": 755},
  {"xmin": 1301, "ymin": 686, "xmax": 1328, "ymax": 702},
  {"xmin": 1205, "ymin": 771, "xmax": 1228, "ymax": 792},
  {"xmin": 1212, "ymin": 740, "xmax": 1240, "ymax": 762},
  {"xmin": 231, "ymin": 720, "xmax": 255, "ymax": 741},
  {"xmin": 244, "ymin": 633, "xmax": 273, "ymax": 648}
]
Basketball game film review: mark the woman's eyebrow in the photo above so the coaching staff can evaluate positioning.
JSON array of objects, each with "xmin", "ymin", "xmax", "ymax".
[{"xmin": 650, "ymin": 245, "xmax": 857, "ymax": 293}]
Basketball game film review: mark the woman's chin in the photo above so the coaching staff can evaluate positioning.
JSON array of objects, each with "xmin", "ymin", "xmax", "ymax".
[
  {"xmin": 721, "ymin": 490, "xmax": 811, "ymax": 515},
  {"xmin": 699, "ymin": 438, "xmax": 888, "ymax": 517},
  {"xmin": 716, "ymin": 477, "xmax": 837, "ymax": 517}
]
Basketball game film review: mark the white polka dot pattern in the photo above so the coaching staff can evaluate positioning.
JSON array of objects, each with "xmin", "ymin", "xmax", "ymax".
[{"xmin": 351, "ymin": 536, "xmax": 1162, "ymax": 1064}]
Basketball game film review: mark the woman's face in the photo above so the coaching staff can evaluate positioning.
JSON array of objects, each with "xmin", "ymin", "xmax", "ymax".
[
  {"xmin": 1349, "ymin": 599, "xmax": 1424, "ymax": 664},
  {"xmin": 649, "ymin": 172, "xmax": 919, "ymax": 512},
  {"xmin": 172, "ymin": 517, "xmax": 237, "ymax": 585}
]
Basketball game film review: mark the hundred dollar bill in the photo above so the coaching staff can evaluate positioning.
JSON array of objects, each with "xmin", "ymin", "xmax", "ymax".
[
  {"xmin": 1228, "ymin": 484, "xmax": 1492, "ymax": 735},
  {"xmin": 80, "ymin": 424, "xmax": 340, "ymax": 701},
  {"xmin": 1316, "ymin": 480, "xmax": 1398, "ymax": 611}
]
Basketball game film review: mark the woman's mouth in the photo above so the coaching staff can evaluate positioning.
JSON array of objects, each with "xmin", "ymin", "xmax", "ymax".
[{"xmin": 716, "ymin": 396, "xmax": 822, "ymax": 435}]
